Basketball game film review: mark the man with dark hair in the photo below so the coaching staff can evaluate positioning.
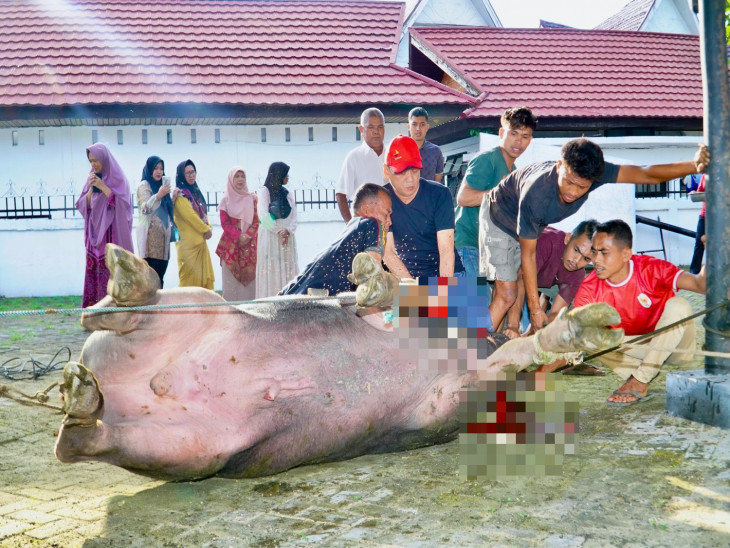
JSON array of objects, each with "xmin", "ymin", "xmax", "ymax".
[
  {"xmin": 336, "ymin": 107, "xmax": 387, "ymax": 223},
  {"xmin": 455, "ymin": 106, "xmax": 538, "ymax": 278},
  {"xmin": 504, "ymin": 219, "xmax": 598, "ymax": 338},
  {"xmin": 408, "ymin": 106, "xmax": 445, "ymax": 182},
  {"xmin": 382, "ymin": 135, "xmax": 464, "ymax": 279},
  {"xmin": 280, "ymin": 183, "xmax": 391, "ymax": 296},
  {"xmin": 479, "ymin": 138, "xmax": 710, "ymax": 334},
  {"xmin": 573, "ymin": 219, "xmax": 706, "ymax": 406}
]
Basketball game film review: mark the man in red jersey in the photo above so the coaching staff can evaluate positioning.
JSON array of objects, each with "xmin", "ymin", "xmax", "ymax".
[{"xmin": 573, "ymin": 219, "xmax": 706, "ymax": 406}]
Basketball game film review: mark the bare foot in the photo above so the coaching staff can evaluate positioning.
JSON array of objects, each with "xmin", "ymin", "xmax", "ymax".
[
  {"xmin": 533, "ymin": 359, "xmax": 567, "ymax": 374},
  {"xmin": 606, "ymin": 376, "xmax": 649, "ymax": 405}
]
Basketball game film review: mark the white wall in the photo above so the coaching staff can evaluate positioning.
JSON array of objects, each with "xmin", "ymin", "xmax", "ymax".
[
  {"xmin": 0, "ymin": 122, "xmax": 407, "ymax": 196},
  {"xmin": 0, "ymin": 127, "xmax": 704, "ymax": 298},
  {"xmin": 395, "ymin": 0, "xmax": 497, "ymax": 66},
  {"xmin": 643, "ymin": 0, "xmax": 699, "ymax": 34},
  {"xmin": 0, "ymin": 121, "xmax": 412, "ymax": 298},
  {"xmin": 0, "ymin": 212, "xmax": 345, "ymax": 298}
]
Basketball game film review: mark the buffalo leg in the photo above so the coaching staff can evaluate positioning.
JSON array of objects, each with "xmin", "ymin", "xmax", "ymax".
[{"xmin": 477, "ymin": 303, "xmax": 624, "ymax": 376}]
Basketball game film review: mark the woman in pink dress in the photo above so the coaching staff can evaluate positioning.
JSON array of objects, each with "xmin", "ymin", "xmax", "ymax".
[
  {"xmin": 75, "ymin": 143, "xmax": 134, "ymax": 307},
  {"xmin": 216, "ymin": 166, "xmax": 259, "ymax": 301}
]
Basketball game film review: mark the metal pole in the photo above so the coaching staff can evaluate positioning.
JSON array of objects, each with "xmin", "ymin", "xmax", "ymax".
[{"xmin": 700, "ymin": 0, "xmax": 730, "ymax": 371}]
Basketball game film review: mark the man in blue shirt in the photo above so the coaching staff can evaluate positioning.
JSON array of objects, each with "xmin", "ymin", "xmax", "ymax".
[
  {"xmin": 408, "ymin": 107, "xmax": 445, "ymax": 183},
  {"xmin": 382, "ymin": 135, "xmax": 464, "ymax": 279}
]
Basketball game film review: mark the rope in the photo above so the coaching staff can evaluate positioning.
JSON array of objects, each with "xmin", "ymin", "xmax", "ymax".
[
  {"xmin": 0, "ymin": 293, "xmax": 357, "ymax": 318},
  {"xmin": 0, "ymin": 382, "xmax": 62, "ymax": 411},
  {"xmin": 618, "ymin": 343, "xmax": 730, "ymax": 360},
  {"xmin": 0, "ymin": 347, "xmax": 71, "ymax": 381},
  {"xmin": 584, "ymin": 298, "xmax": 730, "ymax": 361}
]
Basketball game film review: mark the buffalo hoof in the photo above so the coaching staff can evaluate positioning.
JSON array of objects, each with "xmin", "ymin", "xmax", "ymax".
[
  {"xmin": 105, "ymin": 243, "xmax": 160, "ymax": 307},
  {"xmin": 349, "ymin": 253, "xmax": 400, "ymax": 309},
  {"xmin": 542, "ymin": 303, "xmax": 624, "ymax": 354},
  {"xmin": 60, "ymin": 362, "xmax": 104, "ymax": 427}
]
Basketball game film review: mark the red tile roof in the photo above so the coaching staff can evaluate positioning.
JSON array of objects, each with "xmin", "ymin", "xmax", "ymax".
[
  {"xmin": 594, "ymin": 0, "xmax": 654, "ymax": 31},
  {"xmin": 410, "ymin": 26, "xmax": 702, "ymax": 120},
  {"xmin": 0, "ymin": 0, "xmax": 472, "ymax": 109}
]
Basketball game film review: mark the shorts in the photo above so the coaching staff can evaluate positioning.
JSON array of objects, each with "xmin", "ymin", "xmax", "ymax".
[{"xmin": 478, "ymin": 197, "xmax": 521, "ymax": 282}]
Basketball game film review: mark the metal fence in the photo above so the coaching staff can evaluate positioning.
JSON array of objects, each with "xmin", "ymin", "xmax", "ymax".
[
  {"xmin": 0, "ymin": 182, "xmax": 339, "ymax": 220},
  {"xmin": 634, "ymin": 175, "xmax": 699, "ymax": 199}
]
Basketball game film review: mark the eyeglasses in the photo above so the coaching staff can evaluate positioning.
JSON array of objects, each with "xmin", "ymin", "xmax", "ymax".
[{"xmin": 184, "ymin": 170, "xmax": 196, "ymax": 176}]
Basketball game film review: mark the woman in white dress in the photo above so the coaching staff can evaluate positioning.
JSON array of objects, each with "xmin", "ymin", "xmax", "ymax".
[{"xmin": 255, "ymin": 162, "xmax": 298, "ymax": 297}]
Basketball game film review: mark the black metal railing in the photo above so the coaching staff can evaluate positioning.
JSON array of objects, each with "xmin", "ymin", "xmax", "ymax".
[
  {"xmin": 0, "ymin": 187, "xmax": 339, "ymax": 221},
  {"xmin": 634, "ymin": 175, "xmax": 700, "ymax": 199}
]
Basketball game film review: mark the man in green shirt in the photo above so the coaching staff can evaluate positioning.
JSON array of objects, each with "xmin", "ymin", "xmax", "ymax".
[{"xmin": 454, "ymin": 107, "xmax": 537, "ymax": 279}]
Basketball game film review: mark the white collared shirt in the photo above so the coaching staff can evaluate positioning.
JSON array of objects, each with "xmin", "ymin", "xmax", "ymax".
[{"xmin": 336, "ymin": 142, "xmax": 386, "ymax": 198}]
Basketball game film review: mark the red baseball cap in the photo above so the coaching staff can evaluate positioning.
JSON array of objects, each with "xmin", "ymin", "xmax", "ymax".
[{"xmin": 386, "ymin": 135, "xmax": 422, "ymax": 174}]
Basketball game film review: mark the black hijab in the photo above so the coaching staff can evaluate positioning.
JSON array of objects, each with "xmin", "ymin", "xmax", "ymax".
[
  {"xmin": 263, "ymin": 161, "xmax": 292, "ymax": 219},
  {"xmin": 141, "ymin": 156, "xmax": 173, "ymax": 227},
  {"xmin": 176, "ymin": 159, "xmax": 207, "ymax": 220}
]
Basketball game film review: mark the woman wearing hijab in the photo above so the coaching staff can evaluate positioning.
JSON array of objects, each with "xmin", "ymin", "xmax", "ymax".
[
  {"xmin": 76, "ymin": 143, "xmax": 134, "ymax": 308},
  {"xmin": 173, "ymin": 159, "xmax": 214, "ymax": 289},
  {"xmin": 216, "ymin": 166, "xmax": 259, "ymax": 301},
  {"xmin": 136, "ymin": 156, "xmax": 174, "ymax": 287},
  {"xmin": 255, "ymin": 161, "xmax": 298, "ymax": 297}
]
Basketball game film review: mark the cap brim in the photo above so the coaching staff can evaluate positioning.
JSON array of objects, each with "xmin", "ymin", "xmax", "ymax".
[{"xmin": 390, "ymin": 163, "xmax": 423, "ymax": 174}]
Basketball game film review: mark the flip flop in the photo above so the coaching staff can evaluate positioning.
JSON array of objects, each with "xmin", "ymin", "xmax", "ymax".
[
  {"xmin": 562, "ymin": 364, "xmax": 606, "ymax": 376},
  {"xmin": 606, "ymin": 390, "xmax": 655, "ymax": 407}
]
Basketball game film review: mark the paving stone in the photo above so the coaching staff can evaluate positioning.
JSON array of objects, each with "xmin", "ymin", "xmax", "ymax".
[
  {"xmin": 23, "ymin": 517, "xmax": 77, "ymax": 540},
  {"xmin": 0, "ymin": 498, "xmax": 36, "ymax": 516},
  {"xmin": 15, "ymin": 486, "xmax": 65, "ymax": 501},
  {"xmin": 8, "ymin": 509, "xmax": 60, "ymax": 525},
  {"xmin": 0, "ymin": 518, "xmax": 33, "ymax": 540}
]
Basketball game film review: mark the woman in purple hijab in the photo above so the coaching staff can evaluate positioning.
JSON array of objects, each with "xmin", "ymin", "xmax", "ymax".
[{"xmin": 76, "ymin": 143, "xmax": 134, "ymax": 307}]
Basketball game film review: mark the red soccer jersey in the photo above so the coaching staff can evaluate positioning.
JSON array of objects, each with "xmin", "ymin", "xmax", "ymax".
[{"xmin": 573, "ymin": 255, "xmax": 683, "ymax": 336}]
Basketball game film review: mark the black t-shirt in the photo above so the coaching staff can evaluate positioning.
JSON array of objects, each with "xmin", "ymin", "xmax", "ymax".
[
  {"xmin": 385, "ymin": 178, "xmax": 464, "ymax": 279},
  {"xmin": 488, "ymin": 161, "xmax": 621, "ymax": 240},
  {"xmin": 280, "ymin": 216, "xmax": 386, "ymax": 295}
]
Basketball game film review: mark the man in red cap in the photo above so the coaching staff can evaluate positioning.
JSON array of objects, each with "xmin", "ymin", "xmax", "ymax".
[{"xmin": 382, "ymin": 135, "xmax": 464, "ymax": 279}]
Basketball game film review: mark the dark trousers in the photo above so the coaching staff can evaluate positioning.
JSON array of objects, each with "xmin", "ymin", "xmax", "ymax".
[
  {"xmin": 689, "ymin": 215, "xmax": 705, "ymax": 275},
  {"xmin": 144, "ymin": 257, "xmax": 169, "ymax": 288}
]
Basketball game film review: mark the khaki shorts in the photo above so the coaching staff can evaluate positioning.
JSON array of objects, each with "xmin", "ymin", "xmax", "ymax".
[{"xmin": 478, "ymin": 197, "xmax": 521, "ymax": 282}]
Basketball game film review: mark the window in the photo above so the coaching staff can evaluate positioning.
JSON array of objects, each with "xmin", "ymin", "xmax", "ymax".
[
  {"xmin": 190, "ymin": 128, "xmax": 197, "ymax": 144},
  {"xmin": 285, "ymin": 127, "xmax": 291, "ymax": 142},
  {"xmin": 38, "ymin": 130, "xmax": 44, "ymax": 146},
  {"xmin": 332, "ymin": 127, "xmax": 338, "ymax": 142},
  {"xmin": 142, "ymin": 129, "xmax": 148, "ymax": 145},
  {"xmin": 11, "ymin": 130, "xmax": 18, "ymax": 146},
  {"xmin": 91, "ymin": 130, "xmax": 98, "ymax": 144},
  {"xmin": 117, "ymin": 129, "xmax": 123, "ymax": 145},
  {"xmin": 443, "ymin": 153, "xmax": 466, "ymax": 203},
  {"xmin": 261, "ymin": 128, "xmax": 267, "ymax": 143},
  {"xmin": 635, "ymin": 182, "xmax": 668, "ymax": 199},
  {"xmin": 166, "ymin": 129, "xmax": 173, "ymax": 144},
  {"xmin": 214, "ymin": 128, "xmax": 221, "ymax": 144},
  {"xmin": 308, "ymin": 127, "xmax": 314, "ymax": 142}
]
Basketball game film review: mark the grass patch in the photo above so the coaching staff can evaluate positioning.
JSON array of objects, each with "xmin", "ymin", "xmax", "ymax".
[{"xmin": 0, "ymin": 296, "xmax": 81, "ymax": 312}]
